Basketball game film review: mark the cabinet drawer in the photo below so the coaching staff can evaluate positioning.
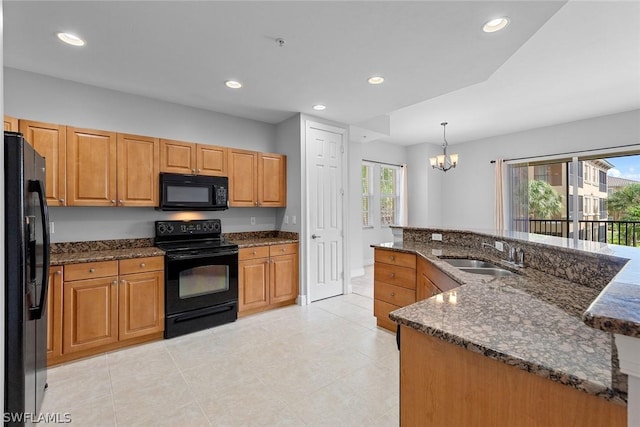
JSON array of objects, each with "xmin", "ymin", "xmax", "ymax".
[
  {"xmin": 270, "ymin": 243, "xmax": 298, "ymax": 256},
  {"xmin": 239, "ymin": 246, "xmax": 270, "ymax": 260},
  {"xmin": 64, "ymin": 261, "xmax": 118, "ymax": 281},
  {"xmin": 119, "ymin": 256, "xmax": 164, "ymax": 275},
  {"xmin": 374, "ymin": 249, "xmax": 416, "ymax": 269},
  {"xmin": 374, "ymin": 281, "xmax": 416, "ymax": 307},
  {"xmin": 374, "ymin": 263, "xmax": 416, "ymax": 289},
  {"xmin": 374, "ymin": 299, "xmax": 401, "ymax": 332}
]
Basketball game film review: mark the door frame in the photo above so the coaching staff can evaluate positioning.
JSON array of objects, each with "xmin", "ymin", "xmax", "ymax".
[{"xmin": 300, "ymin": 119, "xmax": 350, "ymax": 304}]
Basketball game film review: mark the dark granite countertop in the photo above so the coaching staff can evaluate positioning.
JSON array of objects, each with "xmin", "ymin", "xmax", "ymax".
[
  {"xmin": 230, "ymin": 237, "xmax": 299, "ymax": 248},
  {"xmin": 376, "ymin": 239, "xmax": 625, "ymax": 404},
  {"xmin": 50, "ymin": 247, "xmax": 165, "ymax": 266},
  {"xmin": 225, "ymin": 231, "xmax": 298, "ymax": 248}
]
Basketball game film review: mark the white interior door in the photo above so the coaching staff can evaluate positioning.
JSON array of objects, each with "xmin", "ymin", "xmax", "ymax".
[{"xmin": 307, "ymin": 124, "xmax": 344, "ymax": 302}]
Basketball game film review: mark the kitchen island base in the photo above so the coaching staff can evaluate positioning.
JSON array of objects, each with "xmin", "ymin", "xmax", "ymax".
[{"xmin": 400, "ymin": 326, "xmax": 626, "ymax": 427}]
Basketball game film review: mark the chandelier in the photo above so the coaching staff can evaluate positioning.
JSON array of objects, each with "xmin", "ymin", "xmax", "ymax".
[{"xmin": 429, "ymin": 122, "xmax": 458, "ymax": 172}]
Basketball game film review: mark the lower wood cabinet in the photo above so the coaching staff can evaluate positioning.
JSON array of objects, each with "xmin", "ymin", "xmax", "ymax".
[
  {"xmin": 373, "ymin": 249, "xmax": 417, "ymax": 332},
  {"xmin": 238, "ymin": 243, "xmax": 298, "ymax": 316},
  {"xmin": 416, "ymin": 257, "xmax": 460, "ymax": 301},
  {"xmin": 48, "ymin": 256, "xmax": 164, "ymax": 366}
]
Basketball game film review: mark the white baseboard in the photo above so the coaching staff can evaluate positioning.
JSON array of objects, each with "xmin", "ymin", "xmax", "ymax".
[{"xmin": 363, "ymin": 258, "xmax": 374, "ymax": 267}]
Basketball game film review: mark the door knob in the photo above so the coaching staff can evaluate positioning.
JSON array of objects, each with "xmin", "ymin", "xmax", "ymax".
[{"xmin": 311, "ymin": 234, "xmax": 321, "ymax": 239}]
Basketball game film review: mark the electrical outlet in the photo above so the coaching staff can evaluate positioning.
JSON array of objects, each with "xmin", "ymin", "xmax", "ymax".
[
  {"xmin": 250, "ymin": 217, "xmax": 256, "ymax": 225},
  {"xmin": 432, "ymin": 233, "xmax": 442, "ymax": 241},
  {"xmin": 50, "ymin": 222, "xmax": 55, "ymax": 234},
  {"xmin": 292, "ymin": 215, "xmax": 297, "ymax": 225},
  {"xmin": 495, "ymin": 241, "xmax": 504, "ymax": 252},
  {"xmin": 284, "ymin": 215, "xmax": 289, "ymax": 225}
]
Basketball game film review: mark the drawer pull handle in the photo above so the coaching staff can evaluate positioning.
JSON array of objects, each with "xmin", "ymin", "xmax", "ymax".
[
  {"xmin": 390, "ymin": 292, "xmax": 395, "ymax": 297},
  {"xmin": 89, "ymin": 268, "xmax": 95, "ymax": 273},
  {"xmin": 390, "ymin": 256, "xmax": 395, "ymax": 261},
  {"xmin": 140, "ymin": 263, "xmax": 146, "ymax": 268}
]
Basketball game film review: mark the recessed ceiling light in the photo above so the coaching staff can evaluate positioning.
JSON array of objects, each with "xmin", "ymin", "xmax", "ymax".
[
  {"xmin": 482, "ymin": 17, "xmax": 510, "ymax": 33},
  {"xmin": 312, "ymin": 104, "xmax": 326, "ymax": 111},
  {"xmin": 57, "ymin": 32, "xmax": 85, "ymax": 47},
  {"xmin": 368, "ymin": 76, "xmax": 385, "ymax": 85},
  {"xmin": 225, "ymin": 80, "xmax": 242, "ymax": 89}
]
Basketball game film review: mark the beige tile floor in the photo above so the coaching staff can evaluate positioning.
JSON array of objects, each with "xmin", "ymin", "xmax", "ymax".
[{"xmin": 41, "ymin": 268, "xmax": 397, "ymax": 427}]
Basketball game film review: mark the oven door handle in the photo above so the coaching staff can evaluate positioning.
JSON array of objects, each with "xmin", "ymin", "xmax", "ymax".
[{"xmin": 167, "ymin": 250, "xmax": 238, "ymax": 261}]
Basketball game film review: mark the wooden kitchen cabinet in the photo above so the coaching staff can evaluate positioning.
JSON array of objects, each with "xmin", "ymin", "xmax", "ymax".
[
  {"xmin": 62, "ymin": 260, "xmax": 119, "ymax": 354},
  {"xmin": 373, "ymin": 249, "xmax": 417, "ymax": 332},
  {"xmin": 238, "ymin": 243, "xmax": 298, "ymax": 316},
  {"xmin": 19, "ymin": 120, "xmax": 67, "ymax": 206},
  {"xmin": 66, "ymin": 127, "xmax": 118, "ymax": 206},
  {"xmin": 53, "ymin": 257, "xmax": 164, "ymax": 365},
  {"xmin": 47, "ymin": 266, "xmax": 63, "ymax": 364},
  {"xmin": 258, "ymin": 153, "xmax": 287, "ymax": 207},
  {"xmin": 4, "ymin": 115, "xmax": 18, "ymax": 131},
  {"xmin": 118, "ymin": 258, "xmax": 164, "ymax": 341},
  {"xmin": 116, "ymin": 133, "xmax": 159, "ymax": 207},
  {"xmin": 416, "ymin": 256, "xmax": 460, "ymax": 301},
  {"xmin": 160, "ymin": 138, "xmax": 227, "ymax": 176},
  {"xmin": 229, "ymin": 149, "xmax": 287, "ymax": 207}
]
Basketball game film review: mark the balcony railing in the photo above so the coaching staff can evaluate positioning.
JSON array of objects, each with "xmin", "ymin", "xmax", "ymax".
[{"xmin": 512, "ymin": 219, "xmax": 640, "ymax": 247}]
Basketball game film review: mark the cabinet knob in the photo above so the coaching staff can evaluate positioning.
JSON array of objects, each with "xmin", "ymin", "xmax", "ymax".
[
  {"xmin": 110, "ymin": 199, "xmax": 116, "ymax": 205},
  {"xmin": 119, "ymin": 199, "xmax": 124, "ymax": 205},
  {"xmin": 390, "ymin": 273, "xmax": 395, "ymax": 278},
  {"xmin": 55, "ymin": 270, "xmax": 61, "ymax": 276},
  {"xmin": 252, "ymin": 250, "xmax": 257, "ymax": 255},
  {"xmin": 140, "ymin": 263, "xmax": 146, "ymax": 268},
  {"xmin": 390, "ymin": 255, "xmax": 395, "ymax": 261},
  {"xmin": 192, "ymin": 168, "xmax": 196, "ymax": 174},
  {"xmin": 390, "ymin": 292, "xmax": 395, "ymax": 297},
  {"xmin": 197, "ymin": 168, "xmax": 201, "ymax": 173},
  {"xmin": 120, "ymin": 279, "xmax": 126, "ymax": 284},
  {"xmin": 255, "ymin": 202, "xmax": 258, "ymax": 206},
  {"xmin": 59, "ymin": 198, "xmax": 65, "ymax": 204},
  {"xmin": 281, "ymin": 248, "xmax": 286, "ymax": 252},
  {"xmin": 112, "ymin": 280, "xmax": 117, "ymax": 285},
  {"xmin": 89, "ymin": 268, "xmax": 95, "ymax": 273}
]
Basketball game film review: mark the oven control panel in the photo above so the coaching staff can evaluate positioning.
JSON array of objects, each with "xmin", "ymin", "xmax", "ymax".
[{"xmin": 155, "ymin": 219, "xmax": 221, "ymax": 237}]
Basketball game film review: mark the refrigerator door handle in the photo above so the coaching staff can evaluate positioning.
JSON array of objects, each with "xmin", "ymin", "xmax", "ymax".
[{"xmin": 28, "ymin": 179, "xmax": 50, "ymax": 320}]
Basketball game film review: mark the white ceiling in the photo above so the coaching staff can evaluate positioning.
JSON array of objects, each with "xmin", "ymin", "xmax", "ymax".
[{"xmin": 4, "ymin": 1, "xmax": 640, "ymax": 146}]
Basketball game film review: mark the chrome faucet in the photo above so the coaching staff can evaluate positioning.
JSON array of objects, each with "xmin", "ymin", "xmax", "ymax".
[{"xmin": 482, "ymin": 241, "xmax": 523, "ymax": 267}]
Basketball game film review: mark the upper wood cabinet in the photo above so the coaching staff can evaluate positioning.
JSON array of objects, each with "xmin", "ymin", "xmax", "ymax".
[
  {"xmin": 258, "ymin": 153, "xmax": 287, "ymax": 207},
  {"xmin": 229, "ymin": 149, "xmax": 286, "ymax": 207},
  {"xmin": 117, "ymin": 133, "xmax": 159, "ymax": 207},
  {"xmin": 4, "ymin": 115, "xmax": 18, "ymax": 131},
  {"xmin": 19, "ymin": 120, "xmax": 67, "ymax": 206},
  {"xmin": 67, "ymin": 127, "xmax": 158, "ymax": 207},
  {"xmin": 67, "ymin": 127, "xmax": 118, "ymax": 206},
  {"xmin": 160, "ymin": 139, "xmax": 227, "ymax": 176}
]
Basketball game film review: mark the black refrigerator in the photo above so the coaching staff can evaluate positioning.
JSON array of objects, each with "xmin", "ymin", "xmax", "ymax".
[{"xmin": 4, "ymin": 131, "xmax": 50, "ymax": 425}]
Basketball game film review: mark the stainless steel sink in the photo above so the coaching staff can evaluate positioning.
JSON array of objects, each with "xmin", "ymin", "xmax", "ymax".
[
  {"xmin": 442, "ymin": 258, "xmax": 517, "ymax": 277},
  {"xmin": 443, "ymin": 259, "xmax": 500, "ymax": 268}
]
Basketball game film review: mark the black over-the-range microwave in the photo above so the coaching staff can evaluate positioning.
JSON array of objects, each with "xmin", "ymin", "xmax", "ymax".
[{"xmin": 158, "ymin": 173, "xmax": 229, "ymax": 211}]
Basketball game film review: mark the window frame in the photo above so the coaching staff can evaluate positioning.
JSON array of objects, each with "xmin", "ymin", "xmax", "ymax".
[{"xmin": 361, "ymin": 163, "xmax": 374, "ymax": 228}]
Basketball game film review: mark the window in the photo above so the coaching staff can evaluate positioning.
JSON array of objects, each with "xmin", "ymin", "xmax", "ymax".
[
  {"xmin": 361, "ymin": 162, "xmax": 401, "ymax": 228},
  {"xmin": 380, "ymin": 166, "xmax": 398, "ymax": 226},
  {"xmin": 361, "ymin": 164, "xmax": 373, "ymax": 227}
]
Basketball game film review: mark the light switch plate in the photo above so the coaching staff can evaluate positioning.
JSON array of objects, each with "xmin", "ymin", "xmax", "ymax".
[
  {"xmin": 292, "ymin": 216, "xmax": 297, "ymax": 225},
  {"xmin": 250, "ymin": 217, "xmax": 256, "ymax": 225},
  {"xmin": 284, "ymin": 215, "xmax": 289, "ymax": 225},
  {"xmin": 50, "ymin": 222, "xmax": 55, "ymax": 234},
  {"xmin": 432, "ymin": 233, "xmax": 442, "ymax": 241}
]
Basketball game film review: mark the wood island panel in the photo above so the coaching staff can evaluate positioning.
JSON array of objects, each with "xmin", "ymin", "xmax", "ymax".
[{"xmin": 400, "ymin": 325, "xmax": 626, "ymax": 427}]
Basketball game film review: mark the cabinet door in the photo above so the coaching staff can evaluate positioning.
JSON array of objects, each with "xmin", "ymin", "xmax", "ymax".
[
  {"xmin": 116, "ymin": 133, "xmax": 159, "ymax": 207},
  {"xmin": 66, "ymin": 127, "xmax": 117, "ymax": 206},
  {"xmin": 258, "ymin": 153, "xmax": 286, "ymax": 207},
  {"xmin": 63, "ymin": 276, "xmax": 118, "ymax": 354},
  {"xmin": 159, "ymin": 139, "xmax": 196, "ymax": 174},
  {"xmin": 47, "ymin": 266, "xmax": 63, "ymax": 364},
  {"xmin": 269, "ymin": 253, "xmax": 298, "ymax": 304},
  {"xmin": 238, "ymin": 258, "xmax": 269, "ymax": 312},
  {"xmin": 417, "ymin": 273, "xmax": 442, "ymax": 301},
  {"xmin": 197, "ymin": 145, "xmax": 227, "ymax": 176},
  {"xmin": 228, "ymin": 149, "xmax": 258, "ymax": 207},
  {"xmin": 118, "ymin": 271, "xmax": 164, "ymax": 341},
  {"xmin": 4, "ymin": 115, "xmax": 18, "ymax": 131},
  {"xmin": 19, "ymin": 120, "xmax": 67, "ymax": 206}
]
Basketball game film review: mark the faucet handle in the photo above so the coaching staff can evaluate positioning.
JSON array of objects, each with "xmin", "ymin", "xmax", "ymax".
[{"xmin": 516, "ymin": 248, "xmax": 524, "ymax": 266}]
